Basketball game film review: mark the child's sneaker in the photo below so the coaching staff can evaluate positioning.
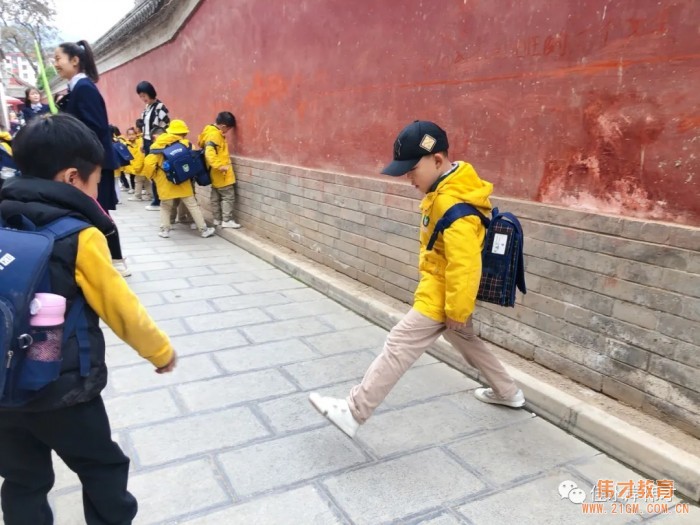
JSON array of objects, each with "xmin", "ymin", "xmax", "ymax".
[
  {"xmin": 112, "ymin": 258, "xmax": 131, "ymax": 277},
  {"xmin": 213, "ymin": 219, "xmax": 221, "ymax": 226},
  {"xmin": 128, "ymin": 189, "xmax": 134, "ymax": 194},
  {"xmin": 145, "ymin": 205, "xmax": 160, "ymax": 211},
  {"xmin": 158, "ymin": 229, "xmax": 170, "ymax": 238},
  {"xmin": 190, "ymin": 223, "xmax": 197, "ymax": 230},
  {"xmin": 220, "ymin": 220, "xmax": 241, "ymax": 229},
  {"xmin": 308, "ymin": 393, "xmax": 359, "ymax": 438},
  {"xmin": 127, "ymin": 196, "xmax": 142, "ymax": 201},
  {"xmin": 474, "ymin": 387, "xmax": 525, "ymax": 408},
  {"xmin": 200, "ymin": 227, "xmax": 216, "ymax": 238}
]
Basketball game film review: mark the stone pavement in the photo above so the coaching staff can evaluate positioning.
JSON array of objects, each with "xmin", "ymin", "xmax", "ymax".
[{"xmin": 20, "ymin": 201, "xmax": 695, "ymax": 524}]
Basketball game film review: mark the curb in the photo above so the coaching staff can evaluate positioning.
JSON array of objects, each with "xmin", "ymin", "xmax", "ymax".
[{"xmin": 218, "ymin": 228, "xmax": 700, "ymax": 503}]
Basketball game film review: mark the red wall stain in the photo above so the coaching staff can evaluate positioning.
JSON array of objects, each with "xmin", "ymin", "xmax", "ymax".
[{"xmin": 97, "ymin": 0, "xmax": 700, "ymax": 226}]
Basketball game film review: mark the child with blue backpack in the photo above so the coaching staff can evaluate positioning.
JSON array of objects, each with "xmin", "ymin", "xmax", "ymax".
[
  {"xmin": 0, "ymin": 114, "xmax": 177, "ymax": 523},
  {"xmin": 310, "ymin": 121, "xmax": 525, "ymax": 438},
  {"xmin": 143, "ymin": 119, "xmax": 215, "ymax": 238}
]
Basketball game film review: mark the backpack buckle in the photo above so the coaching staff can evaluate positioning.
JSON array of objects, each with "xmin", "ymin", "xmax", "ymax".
[{"xmin": 17, "ymin": 333, "xmax": 33, "ymax": 350}]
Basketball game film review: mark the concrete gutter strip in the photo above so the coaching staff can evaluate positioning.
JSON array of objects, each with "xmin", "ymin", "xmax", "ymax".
[{"xmin": 217, "ymin": 228, "xmax": 700, "ymax": 503}]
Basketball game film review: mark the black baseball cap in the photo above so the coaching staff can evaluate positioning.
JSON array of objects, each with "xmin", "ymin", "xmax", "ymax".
[{"xmin": 381, "ymin": 120, "xmax": 449, "ymax": 176}]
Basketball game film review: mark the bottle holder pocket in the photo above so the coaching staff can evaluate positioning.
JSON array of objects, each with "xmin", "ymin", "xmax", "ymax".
[{"xmin": 17, "ymin": 325, "xmax": 63, "ymax": 391}]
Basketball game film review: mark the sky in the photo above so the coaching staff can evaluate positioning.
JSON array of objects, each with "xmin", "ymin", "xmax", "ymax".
[{"xmin": 53, "ymin": 0, "xmax": 135, "ymax": 44}]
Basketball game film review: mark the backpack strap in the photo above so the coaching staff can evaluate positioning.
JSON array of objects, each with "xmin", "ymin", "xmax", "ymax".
[
  {"xmin": 427, "ymin": 203, "xmax": 490, "ymax": 251},
  {"xmin": 39, "ymin": 216, "xmax": 91, "ymax": 241}
]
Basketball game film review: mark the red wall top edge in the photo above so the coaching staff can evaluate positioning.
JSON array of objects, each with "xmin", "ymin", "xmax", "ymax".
[{"xmin": 97, "ymin": 0, "xmax": 700, "ymax": 226}]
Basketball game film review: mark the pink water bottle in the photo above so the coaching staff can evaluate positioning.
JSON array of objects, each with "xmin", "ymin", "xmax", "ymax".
[{"xmin": 28, "ymin": 293, "xmax": 66, "ymax": 361}]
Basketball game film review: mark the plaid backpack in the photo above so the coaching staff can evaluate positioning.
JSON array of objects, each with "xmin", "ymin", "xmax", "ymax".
[{"xmin": 427, "ymin": 204, "xmax": 526, "ymax": 307}]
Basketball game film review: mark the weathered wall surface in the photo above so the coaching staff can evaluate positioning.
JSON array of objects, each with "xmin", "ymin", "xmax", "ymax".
[{"xmin": 98, "ymin": 0, "xmax": 700, "ymax": 225}]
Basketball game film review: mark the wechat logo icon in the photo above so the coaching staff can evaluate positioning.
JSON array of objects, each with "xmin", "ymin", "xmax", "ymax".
[{"xmin": 559, "ymin": 480, "xmax": 587, "ymax": 504}]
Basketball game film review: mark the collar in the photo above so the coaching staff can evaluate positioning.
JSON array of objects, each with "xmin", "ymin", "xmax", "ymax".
[
  {"xmin": 31, "ymin": 103, "xmax": 43, "ymax": 110},
  {"xmin": 68, "ymin": 73, "xmax": 87, "ymax": 92},
  {"xmin": 427, "ymin": 162, "xmax": 459, "ymax": 193}
]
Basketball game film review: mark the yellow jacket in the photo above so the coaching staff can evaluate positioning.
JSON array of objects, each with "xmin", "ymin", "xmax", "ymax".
[
  {"xmin": 0, "ymin": 131, "xmax": 12, "ymax": 155},
  {"xmin": 197, "ymin": 124, "xmax": 235, "ymax": 188},
  {"xmin": 413, "ymin": 161, "xmax": 492, "ymax": 323},
  {"xmin": 143, "ymin": 133, "xmax": 195, "ymax": 200},
  {"xmin": 76, "ymin": 227, "xmax": 173, "ymax": 368},
  {"xmin": 126, "ymin": 136, "xmax": 144, "ymax": 175}
]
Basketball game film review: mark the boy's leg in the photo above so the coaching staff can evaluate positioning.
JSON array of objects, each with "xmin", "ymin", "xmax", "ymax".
[
  {"xmin": 130, "ymin": 177, "xmax": 143, "ymax": 201},
  {"xmin": 0, "ymin": 415, "xmax": 55, "ymax": 525},
  {"xmin": 181, "ymin": 195, "xmax": 207, "ymax": 230},
  {"xmin": 30, "ymin": 397, "xmax": 137, "ymax": 525},
  {"xmin": 169, "ymin": 198, "xmax": 180, "ymax": 223},
  {"xmin": 177, "ymin": 199, "xmax": 193, "ymax": 224},
  {"xmin": 347, "ymin": 309, "xmax": 445, "ymax": 423},
  {"xmin": 159, "ymin": 199, "xmax": 174, "ymax": 232},
  {"xmin": 219, "ymin": 184, "xmax": 235, "ymax": 222},
  {"xmin": 209, "ymin": 187, "xmax": 222, "ymax": 223},
  {"xmin": 443, "ymin": 317, "xmax": 520, "ymax": 400},
  {"xmin": 150, "ymin": 182, "xmax": 160, "ymax": 206}
]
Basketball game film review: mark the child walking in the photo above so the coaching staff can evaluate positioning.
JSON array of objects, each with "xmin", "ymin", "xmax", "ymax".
[
  {"xmin": 309, "ymin": 121, "xmax": 525, "ymax": 438},
  {"xmin": 143, "ymin": 119, "xmax": 215, "ymax": 239},
  {"xmin": 198, "ymin": 111, "xmax": 240, "ymax": 228},
  {"xmin": 0, "ymin": 114, "xmax": 177, "ymax": 524},
  {"xmin": 125, "ymin": 126, "xmax": 147, "ymax": 201}
]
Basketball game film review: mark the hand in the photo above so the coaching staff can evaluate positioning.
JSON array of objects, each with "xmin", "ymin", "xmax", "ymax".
[
  {"xmin": 155, "ymin": 352, "xmax": 177, "ymax": 374},
  {"xmin": 218, "ymin": 165, "xmax": 229, "ymax": 173},
  {"xmin": 445, "ymin": 317, "xmax": 466, "ymax": 330}
]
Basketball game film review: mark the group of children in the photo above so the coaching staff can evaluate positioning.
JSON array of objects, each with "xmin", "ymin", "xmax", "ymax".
[{"xmin": 110, "ymin": 111, "xmax": 241, "ymax": 238}]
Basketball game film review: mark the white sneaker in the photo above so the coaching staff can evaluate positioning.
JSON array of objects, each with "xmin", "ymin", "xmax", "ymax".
[
  {"xmin": 308, "ymin": 393, "xmax": 359, "ymax": 438},
  {"xmin": 213, "ymin": 219, "xmax": 221, "ymax": 226},
  {"xmin": 128, "ymin": 189, "xmax": 134, "ymax": 194},
  {"xmin": 112, "ymin": 259, "xmax": 131, "ymax": 277},
  {"xmin": 220, "ymin": 220, "xmax": 241, "ymax": 229},
  {"xmin": 200, "ymin": 227, "xmax": 216, "ymax": 238},
  {"xmin": 474, "ymin": 387, "xmax": 525, "ymax": 408},
  {"xmin": 145, "ymin": 205, "xmax": 160, "ymax": 211},
  {"xmin": 127, "ymin": 196, "xmax": 142, "ymax": 201},
  {"xmin": 158, "ymin": 230, "xmax": 170, "ymax": 238}
]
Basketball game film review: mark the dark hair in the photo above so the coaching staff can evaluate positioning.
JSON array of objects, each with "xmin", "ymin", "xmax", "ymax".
[
  {"xmin": 24, "ymin": 87, "xmax": 41, "ymax": 106},
  {"xmin": 58, "ymin": 40, "xmax": 99, "ymax": 83},
  {"xmin": 126, "ymin": 127, "xmax": 136, "ymax": 134},
  {"xmin": 215, "ymin": 111, "xmax": 236, "ymax": 127},
  {"xmin": 13, "ymin": 114, "xmax": 104, "ymax": 181},
  {"xmin": 151, "ymin": 126, "xmax": 165, "ymax": 136},
  {"xmin": 135, "ymin": 118, "xmax": 144, "ymax": 130},
  {"xmin": 110, "ymin": 125, "xmax": 121, "ymax": 137},
  {"xmin": 136, "ymin": 81, "xmax": 157, "ymax": 100}
]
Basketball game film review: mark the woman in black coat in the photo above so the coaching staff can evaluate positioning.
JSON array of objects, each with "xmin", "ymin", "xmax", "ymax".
[
  {"xmin": 20, "ymin": 87, "xmax": 50, "ymax": 124},
  {"xmin": 54, "ymin": 39, "xmax": 131, "ymax": 276}
]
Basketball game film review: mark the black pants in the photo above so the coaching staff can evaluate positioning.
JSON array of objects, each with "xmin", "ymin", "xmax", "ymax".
[
  {"xmin": 106, "ymin": 216, "xmax": 123, "ymax": 260},
  {"xmin": 0, "ymin": 397, "xmax": 137, "ymax": 525},
  {"xmin": 142, "ymin": 138, "xmax": 160, "ymax": 206}
]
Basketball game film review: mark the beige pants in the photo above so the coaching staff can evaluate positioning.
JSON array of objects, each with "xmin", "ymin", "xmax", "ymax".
[
  {"xmin": 170, "ymin": 199, "xmax": 193, "ymax": 224},
  {"xmin": 160, "ymin": 196, "xmax": 206, "ymax": 231},
  {"xmin": 210, "ymin": 184, "xmax": 235, "ymax": 222},
  {"xmin": 347, "ymin": 308, "xmax": 519, "ymax": 424},
  {"xmin": 132, "ymin": 175, "xmax": 151, "ymax": 200}
]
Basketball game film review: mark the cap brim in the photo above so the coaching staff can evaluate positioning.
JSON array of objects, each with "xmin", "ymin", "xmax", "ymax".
[{"xmin": 381, "ymin": 158, "xmax": 420, "ymax": 176}]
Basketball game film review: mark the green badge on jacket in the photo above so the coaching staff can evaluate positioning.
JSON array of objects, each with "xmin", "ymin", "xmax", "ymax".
[{"xmin": 422, "ymin": 215, "xmax": 430, "ymax": 227}]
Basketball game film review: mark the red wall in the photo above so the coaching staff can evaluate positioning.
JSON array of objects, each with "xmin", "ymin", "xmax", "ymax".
[{"xmin": 99, "ymin": 0, "xmax": 700, "ymax": 225}]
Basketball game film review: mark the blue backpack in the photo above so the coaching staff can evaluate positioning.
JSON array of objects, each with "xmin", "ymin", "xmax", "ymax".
[
  {"xmin": 151, "ymin": 141, "xmax": 207, "ymax": 185},
  {"xmin": 427, "ymin": 205, "xmax": 527, "ymax": 307},
  {"xmin": 112, "ymin": 141, "xmax": 133, "ymax": 167},
  {"xmin": 0, "ymin": 215, "xmax": 93, "ymax": 407}
]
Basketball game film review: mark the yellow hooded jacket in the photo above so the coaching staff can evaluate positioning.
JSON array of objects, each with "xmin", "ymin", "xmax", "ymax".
[
  {"xmin": 197, "ymin": 124, "xmax": 235, "ymax": 188},
  {"xmin": 125, "ymin": 136, "xmax": 144, "ymax": 175},
  {"xmin": 414, "ymin": 161, "xmax": 492, "ymax": 323},
  {"xmin": 142, "ymin": 133, "xmax": 195, "ymax": 200}
]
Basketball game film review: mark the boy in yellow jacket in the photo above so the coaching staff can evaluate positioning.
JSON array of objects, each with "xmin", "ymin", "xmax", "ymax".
[
  {"xmin": 143, "ymin": 119, "xmax": 215, "ymax": 238},
  {"xmin": 198, "ymin": 111, "xmax": 240, "ymax": 228},
  {"xmin": 0, "ymin": 114, "xmax": 177, "ymax": 522},
  {"xmin": 309, "ymin": 121, "xmax": 524, "ymax": 438},
  {"xmin": 125, "ymin": 126, "xmax": 149, "ymax": 201}
]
